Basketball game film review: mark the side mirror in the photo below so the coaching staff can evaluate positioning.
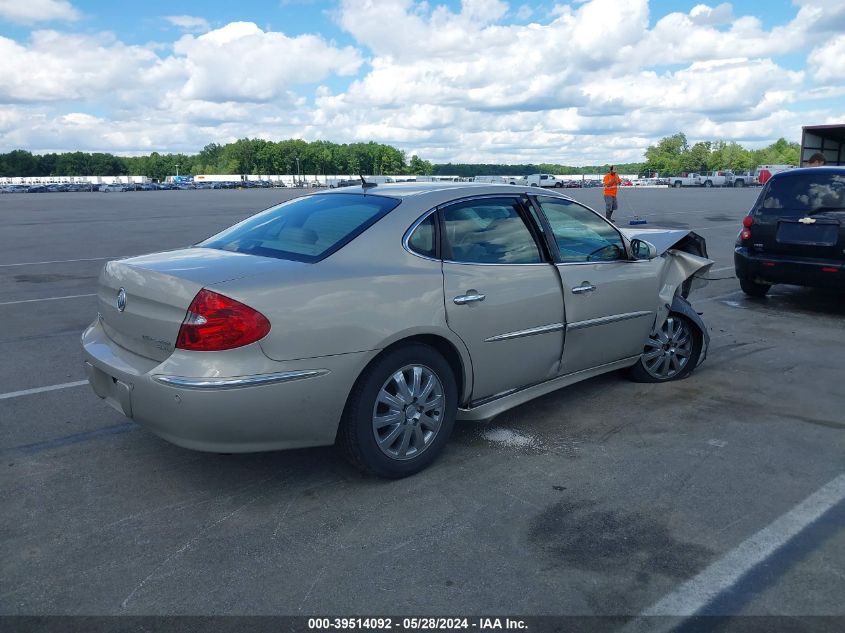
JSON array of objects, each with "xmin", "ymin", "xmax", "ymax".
[{"xmin": 630, "ymin": 238, "xmax": 657, "ymax": 260}]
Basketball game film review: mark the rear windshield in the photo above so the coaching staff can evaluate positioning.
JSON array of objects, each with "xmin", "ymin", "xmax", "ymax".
[
  {"xmin": 759, "ymin": 172, "xmax": 845, "ymax": 214},
  {"xmin": 199, "ymin": 193, "xmax": 400, "ymax": 262}
]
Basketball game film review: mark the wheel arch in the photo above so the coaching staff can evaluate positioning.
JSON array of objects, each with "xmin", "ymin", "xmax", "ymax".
[
  {"xmin": 670, "ymin": 294, "xmax": 709, "ymax": 365},
  {"xmin": 341, "ymin": 330, "xmax": 473, "ymax": 417}
]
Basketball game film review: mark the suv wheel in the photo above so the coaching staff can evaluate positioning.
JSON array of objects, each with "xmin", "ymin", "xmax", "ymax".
[
  {"xmin": 337, "ymin": 344, "xmax": 457, "ymax": 478},
  {"xmin": 740, "ymin": 277, "xmax": 770, "ymax": 297}
]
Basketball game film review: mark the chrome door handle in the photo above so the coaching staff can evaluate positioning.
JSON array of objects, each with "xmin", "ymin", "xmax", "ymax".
[
  {"xmin": 454, "ymin": 293, "xmax": 486, "ymax": 305},
  {"xmin": 571, "ymin": 283, "xmax": 596, "ymax": 294}
]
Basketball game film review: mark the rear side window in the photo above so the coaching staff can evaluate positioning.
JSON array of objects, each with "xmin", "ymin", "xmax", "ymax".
[
  {"xmin": 760, "ymin": 173, "xmax": 845, "ymax": 214},
  {"xmin": 407, "ymin": 214, "xmax": 437, "ymax": 258},
  {"xmin": 441, "ymin": 198, "xmax": 542, "ymax": 264},
  {"xmin": 200, "ymin": 193, "xmax": 400, "ymax": 262}
]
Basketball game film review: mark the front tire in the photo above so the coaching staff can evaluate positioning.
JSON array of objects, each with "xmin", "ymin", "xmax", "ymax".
[
  {"xmin": 337, "ymin": 344, "xmax": 457, "ymax": 478},
  {"xmin": 704, "ymin": 180, "xmax": 713, "ymax": 187},
  {"xmin": 740, "ymin": 277, "xmax": 770, "ymax": 297},
  {"xmin": 627, "ymin": 314, "xmax": 703, "ymax": 383},
  {"xmin": 734, "ymin": 180, "xmax": 745, "ymax": 188},
  {"xmin": 674, "ymin": 181, "xmax": 682, "ymax": 188}
]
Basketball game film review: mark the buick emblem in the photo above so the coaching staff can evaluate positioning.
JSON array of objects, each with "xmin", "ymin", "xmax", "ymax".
[
  {"xmin": 798, "ymin": 217, "xmax": 816, "ymax": 224},
  {"xmin": 116, "ymin": 288, "xmax": 127, "ymax": 312}
]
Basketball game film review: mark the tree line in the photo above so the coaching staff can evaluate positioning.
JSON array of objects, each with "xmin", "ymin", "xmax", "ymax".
[
  {"xmin": 0, "ymin": 139, "xmax": 435, "ymax": 182},
  {"xmin": 0, "ymin": 133, "xmax": 801, "ymax": 180},
  {"xmin": 643, "ymin": 133, "xmax": 800, "ymax": 175}
]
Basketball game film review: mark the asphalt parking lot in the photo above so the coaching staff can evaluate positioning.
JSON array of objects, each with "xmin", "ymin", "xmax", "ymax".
[{"xmin": 1, "ymin": 188, "xmax": 843, "ymax": 624}]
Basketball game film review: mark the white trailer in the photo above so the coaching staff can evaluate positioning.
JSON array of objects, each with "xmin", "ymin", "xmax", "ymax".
[{"xmin": 800, "ymin": 124, "xmax": 844, "ymax": 166}]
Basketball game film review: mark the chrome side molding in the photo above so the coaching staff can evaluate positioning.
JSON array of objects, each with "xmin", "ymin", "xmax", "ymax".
[{"xmin": 152, "ymin": 369, "xmax": 330, "ymax": 390}]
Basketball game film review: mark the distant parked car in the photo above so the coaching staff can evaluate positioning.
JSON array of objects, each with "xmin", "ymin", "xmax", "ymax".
[
  {"xmin": 735, "ymin": 166, "xmax": 845, "ymax": 296},
  {"xmin": 27, "ymin": 185, "xmax": 48, "ymax": 193},
  {"xmin": 101, "ymin": 183, "xmax": 127, "ymax": 192}
]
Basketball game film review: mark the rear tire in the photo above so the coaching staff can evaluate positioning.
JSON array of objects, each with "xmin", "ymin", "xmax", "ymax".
[
  {"xmin": 704, "ymin": 180, "xmax": 713, "ymax": 187},
  {"xmin": 627, "ymin": 314, "xmax": 703, "ymax": 383},
  {"xmin": 674, "ymin": 181, "xmax": 682, "ymax": 188},
  {"xmin": 740, "ymin": 277, "xmax": 770, "ymax": 297},
  {"xmin": 337, "ymin": 343, "xmax": 457, "ymax": 478},
  {"xmin": 734, "ymin": 180, "xmax": 745, "ymax": 188}
]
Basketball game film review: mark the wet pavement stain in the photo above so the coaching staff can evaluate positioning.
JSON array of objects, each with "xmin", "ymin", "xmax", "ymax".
[{"xmin": 528, "ymin": 500, "xmax": 713, "ymax": 579}]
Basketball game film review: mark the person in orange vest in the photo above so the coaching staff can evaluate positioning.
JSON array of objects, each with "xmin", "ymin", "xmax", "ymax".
[{"xmin": 603, "ymin": 165, "xmax": 622, "ymax": 221}]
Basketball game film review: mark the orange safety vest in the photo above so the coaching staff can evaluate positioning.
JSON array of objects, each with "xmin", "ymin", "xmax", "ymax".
[{"xmin": 603, "ymin": 172, "xmax": 621, "ymax": 197}]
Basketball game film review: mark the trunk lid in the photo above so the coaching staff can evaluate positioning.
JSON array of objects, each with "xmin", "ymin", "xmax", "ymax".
[
  {"xmin": 97, "ymin": 247, "xmax": 304, "ymax": 361},
  {"xmin": 751, "ymin": 211, "xmax": 844, "ymax": 261}
]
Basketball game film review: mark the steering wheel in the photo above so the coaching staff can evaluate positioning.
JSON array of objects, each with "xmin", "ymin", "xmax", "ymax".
[{"xmin": 586, "ymin": 244, "xmax": 621, "ymax": 261}]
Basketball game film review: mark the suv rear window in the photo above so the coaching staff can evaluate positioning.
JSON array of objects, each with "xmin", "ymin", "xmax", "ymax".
[
  {"xmin": 760, "ymin": 172, "xmax": 845, "ymax": 214},
  {"xmin": 199, "ymin": 193, "xmax": 400, "ymax": 262}
]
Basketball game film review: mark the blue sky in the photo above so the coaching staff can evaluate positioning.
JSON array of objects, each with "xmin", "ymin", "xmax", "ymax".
[{"xmin": 0, "ymin": 0, "xmax": 843, "ymax": 164}]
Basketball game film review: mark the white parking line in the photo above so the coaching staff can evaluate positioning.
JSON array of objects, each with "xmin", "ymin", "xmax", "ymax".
[
  {"xmin": 0, "ymin": 380, "xmax": 88, "ymax": 401},
  {"xmin": 0, "ymin": 256, "xmax": 115, "ymax": 268},
  {"xmin": 638, "ymin": 472, "xmax": 845, "ymax": 620},
  {"xmin": 0, "ymin": 293, "xmax": 96, "ymax": 306}
]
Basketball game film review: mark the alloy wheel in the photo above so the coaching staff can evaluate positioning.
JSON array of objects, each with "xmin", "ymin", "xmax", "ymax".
[
  {"xmin": 372, "ymin": 364, "xmax": 445, "ymax": 460},
  {"xmin": 641, "ymin": 316, "xmax": 693, "ymax": 380}
]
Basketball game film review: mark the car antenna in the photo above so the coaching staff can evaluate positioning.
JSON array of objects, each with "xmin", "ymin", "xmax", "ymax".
[{"xmin": 359, "ymin": 174, "xmax": 377, "ymax": 189}]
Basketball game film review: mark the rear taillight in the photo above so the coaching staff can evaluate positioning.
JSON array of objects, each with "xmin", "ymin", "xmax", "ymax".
[
  {"xmin": 176, "ymin": 289, "xmax": 270, "ymax": 351},
  {"xmin": 740, "ymin": 215, "xmax": 753, "ymax": 240}
]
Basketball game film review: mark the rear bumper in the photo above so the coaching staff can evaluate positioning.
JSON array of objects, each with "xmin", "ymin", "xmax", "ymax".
[
  {"xmin": 734, "ymin": 247, "xmax": 845, "ymax": 290},
  {"xmin": 81, "ymin": 319, "xmax": 373, "ymax": 452}
]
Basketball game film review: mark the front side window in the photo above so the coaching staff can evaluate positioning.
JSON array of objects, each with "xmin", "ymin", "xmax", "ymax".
[
  {"xmin": 200, "ymin": 193, "xmax": 400, "ymax": 263},
  {"xmin": 441, "ymin": 198, "xmax": 542, "ymax": 264},
  {"xmin": 536, "ymin": 197, "xmax": 626, "ymax": 263}
]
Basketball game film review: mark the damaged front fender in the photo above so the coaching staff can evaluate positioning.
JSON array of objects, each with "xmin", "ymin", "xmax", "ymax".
[{"xmin": 621, "ymin": 229, "xmax": 713, "ymax": 365}]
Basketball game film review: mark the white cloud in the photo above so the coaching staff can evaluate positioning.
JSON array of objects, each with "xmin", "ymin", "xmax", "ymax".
[
  {"xmin": 1, "ymin": 1, "xmax": 844, "ymax": 163},
  {"xmin": 0, "ymin": 0, "xmax": 79, "ymax": 24},
  {"xmin": 808, "ymin": 34, "xmax": 845, "ymax": 81},
  {"xmin": 173, "ymin": 22, "xmax": 363, "ymax": 102},
  {"xmin": 0, "ymin": 31, "xmax": 160, "ymax": 102},
  {"xmin": 165, "ymin": 15, "xmax": 210, "ymax": 33},
  {"xmin": 689, "ymin": 3, "xmax": 734, "ymax": 26}
]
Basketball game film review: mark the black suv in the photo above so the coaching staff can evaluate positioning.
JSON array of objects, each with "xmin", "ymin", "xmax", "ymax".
[{"xmin": 735, "ymin": 166, "xmax": 844, "ymax": 296}]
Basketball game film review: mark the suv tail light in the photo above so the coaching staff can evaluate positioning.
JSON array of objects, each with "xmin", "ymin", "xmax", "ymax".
[
  {"xmin": 176, "ymin": 289, "xmax": 271, "ymax": 351},
  {"xmin": 740, "ymin": 215, "xmax": 753, "ymax": 240}
]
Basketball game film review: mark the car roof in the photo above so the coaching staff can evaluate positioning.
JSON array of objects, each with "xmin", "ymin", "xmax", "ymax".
[
  {"xmin": 316, "ymin": 181, "xmax": 569, "ymax": 200},
  {"xmin": 770, "ymin": 166, "xmax": 845, "ymax": 179}
]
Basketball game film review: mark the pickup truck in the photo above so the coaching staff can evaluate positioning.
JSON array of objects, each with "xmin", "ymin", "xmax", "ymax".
[
  {"xmin": 698, "ymin": 170, "xmax": 756, "ymax": 187},
  {"xmin": 671, "ymin": 173, "xmax": 702, "ymax": 187},
  {"xmin": 524, "ymin": 173, "xmax": 563, "ymax": 187}
]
